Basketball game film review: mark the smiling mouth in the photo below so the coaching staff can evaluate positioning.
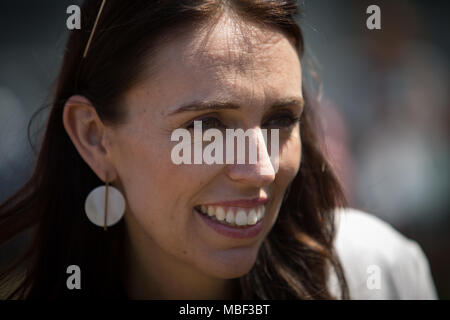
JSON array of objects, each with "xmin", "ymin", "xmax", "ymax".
[{"xmin": 194, "ymin": 204, "xmax": 266, "ymax": 228}]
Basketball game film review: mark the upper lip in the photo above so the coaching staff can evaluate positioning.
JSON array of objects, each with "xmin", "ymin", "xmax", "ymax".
[{"xmin": 199, "ymin": 197, "xmax": 268, "ymax": 208}]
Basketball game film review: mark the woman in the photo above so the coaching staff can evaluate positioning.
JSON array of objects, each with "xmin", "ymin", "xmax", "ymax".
[{"xmin": 0, "ymin": 0, "xmax": 436, "ymax": 299}]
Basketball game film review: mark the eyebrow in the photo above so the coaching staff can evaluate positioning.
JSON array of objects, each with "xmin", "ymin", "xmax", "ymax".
[{"xmin": 168, "ymin": 97, "xmax": 304, "ymax": 116}]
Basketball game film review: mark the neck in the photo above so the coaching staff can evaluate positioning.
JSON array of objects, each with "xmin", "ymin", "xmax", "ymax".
[{"xmin": 122, "ymin": 215, "xmax": 240, "ymax": 300}]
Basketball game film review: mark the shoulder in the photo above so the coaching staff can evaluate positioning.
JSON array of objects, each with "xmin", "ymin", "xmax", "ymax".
[{"xmin": 328, "ymin": 207, "xmax": 437, "ymax": 299}]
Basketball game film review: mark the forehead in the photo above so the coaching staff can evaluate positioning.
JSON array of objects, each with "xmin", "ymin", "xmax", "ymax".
[
  {"xmin": 136, "ymin": 12, "xmax": 302, "ymax": 114},
  {"xmin": 185, "ymin": 14, "xmax": 297, "ymax": 71}
]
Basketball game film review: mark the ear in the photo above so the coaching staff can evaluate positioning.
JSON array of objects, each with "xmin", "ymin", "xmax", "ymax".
[{"xmin": 62, "ymin": 95, "xmax": 117, "ymax": 182}]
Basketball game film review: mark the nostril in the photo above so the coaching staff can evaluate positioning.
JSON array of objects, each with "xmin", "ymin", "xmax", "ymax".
[{"xmin": 225, "ymin": 162, "xmax": 276, "ymax": 187}]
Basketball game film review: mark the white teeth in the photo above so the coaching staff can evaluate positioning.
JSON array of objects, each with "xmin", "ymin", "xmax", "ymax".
[
  {"xmin": 247, "ymin": 209, "xmax": 257, "ymax": 225},
  {"xmin": 256, "ymin": 206, "xmax": 264, "ymax": 220},
  {"xmin": 235, "ymin": 210, "xmax": 247, "ymax": 226},
  {"xmin": 199, "ymin": 204, "xmax": 267, "ymax": 227},
  {"xmin": 215, "ymin": 207, "xmax": 226, "ymax": 221},
  {"xmin": 226, "ymin": 209, "xmax": 234, "ymax": 224}
]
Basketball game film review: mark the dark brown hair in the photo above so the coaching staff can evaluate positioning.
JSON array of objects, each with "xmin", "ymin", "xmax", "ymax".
[{"xmin": 0, "ymin": 0, "xmax": 348, "ymax": 299}]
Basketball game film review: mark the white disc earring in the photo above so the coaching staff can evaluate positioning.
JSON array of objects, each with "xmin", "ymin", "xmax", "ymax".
[{"xmin": 84, "ymin": 180, "xmax": 126, "ymax": 230}]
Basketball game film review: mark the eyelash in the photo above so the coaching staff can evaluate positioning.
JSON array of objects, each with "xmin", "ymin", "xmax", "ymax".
[
  {"xmin": 264, "ymin": 113, "xmax": 301, "ymax": 129},
  {"xmin": 186, "ymin": 116, "xmax": 225, "ymax": 130},
  {"xmin": 185, "ymin": 113, "xmax": 301, "ymax": 130}
]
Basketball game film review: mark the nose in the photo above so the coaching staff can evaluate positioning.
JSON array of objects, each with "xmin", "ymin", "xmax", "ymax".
[{"xmin": 225, "ymin": 127, "xmax": 277, "ymax": 187}]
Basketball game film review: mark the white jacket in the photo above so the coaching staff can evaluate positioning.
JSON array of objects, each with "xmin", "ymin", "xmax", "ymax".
[{"xmin": 328, "ymin": 208, "xmax": 438, "ymax": 299}]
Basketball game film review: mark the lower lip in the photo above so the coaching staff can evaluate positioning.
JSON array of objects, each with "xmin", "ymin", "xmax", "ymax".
[{"xmin": 196, "ymin": 209, "xmax": 264, "ymax": 239}]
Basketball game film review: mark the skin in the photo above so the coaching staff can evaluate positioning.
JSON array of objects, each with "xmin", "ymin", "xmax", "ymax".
[{"xmin": 63, "ymin": 11, "xmax": 303, "ymax": 299}]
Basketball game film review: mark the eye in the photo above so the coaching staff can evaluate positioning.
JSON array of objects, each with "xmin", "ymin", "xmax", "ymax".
[
  {"xmin": 186, "ymin": 116, "xmax": 225, "ymax": 130},
  {"xmin": 263, "ymin": 112, "xmax": 301, "ymax": 129}
]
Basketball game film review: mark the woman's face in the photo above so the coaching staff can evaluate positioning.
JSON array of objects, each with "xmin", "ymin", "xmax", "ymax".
[{"xmin": 107, "ymin": 15, "xmax": 303, "ymax": 279}]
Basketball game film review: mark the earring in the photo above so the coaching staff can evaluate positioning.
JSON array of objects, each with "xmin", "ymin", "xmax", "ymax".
[{"xmin": 84, "ymin": 179, "xmax": 126, "ymax": 230}]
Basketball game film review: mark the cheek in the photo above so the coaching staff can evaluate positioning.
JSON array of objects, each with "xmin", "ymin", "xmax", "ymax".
[
  {"xmin": 270, "ymin": 132, "xmax": 301, "ymax": 206},
  {"xmin": 114, "ymin": 132, "xmax": 214, "ymax": 231},
  {"xmin": 111, "ymin": 131, "xmax": 180, "ymax": 224},
  {"xmin": 278, "ymin": 130, "xmax": 302, "ymax": 182},
  {"xmin": 114, "ymin": 135, "xmax": 203, "ymax": 256}
]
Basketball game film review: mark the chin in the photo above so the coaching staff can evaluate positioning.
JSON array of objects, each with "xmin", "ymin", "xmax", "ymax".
[{"xmin": 200, "ymin": 246, "xmax": 260, "ymax": 279}]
